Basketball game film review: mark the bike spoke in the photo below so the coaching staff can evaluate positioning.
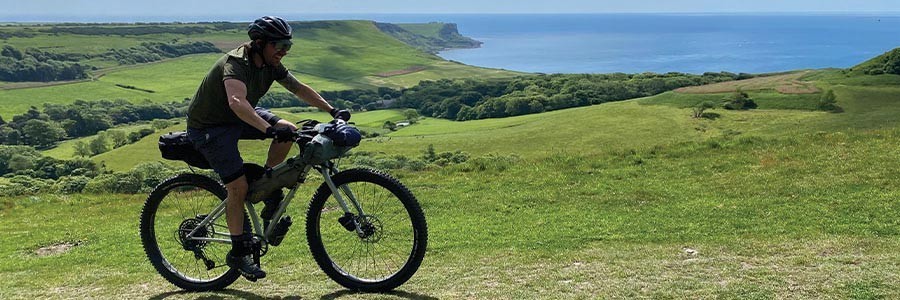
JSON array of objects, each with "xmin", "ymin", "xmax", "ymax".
[{"xmin": 318, "ymin": 180, "xmax": 417, "ymax": 281}]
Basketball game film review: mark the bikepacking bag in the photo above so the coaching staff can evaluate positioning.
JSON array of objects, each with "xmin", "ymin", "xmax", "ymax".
[
  {"xmin": 300, "ymin": 122, "xmax": 361, "ymax": 165},
  {"xmin": 158, "ymin": 131, "xmax": 212, "ymax": 169}
]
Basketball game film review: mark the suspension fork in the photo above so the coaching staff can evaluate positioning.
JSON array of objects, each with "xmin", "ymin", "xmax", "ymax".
[{"xmin": 319, "ymin": 166, "xmax": 367, "ymax": 224}]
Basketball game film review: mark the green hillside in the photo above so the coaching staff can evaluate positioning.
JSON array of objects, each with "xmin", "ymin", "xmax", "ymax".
[
  {"xmin": 73, "ymin": 67, "xmax": 900, "ymax": 172},
  {"xmin": 848, "ymin": 47, "xmax": 900, "ymax": 76},
  {"xmin": 2, "ymin": 25, "xmax": 900, "ymax": 298},
  {"xmin": 2, "ymin": 68, "xmax": 900, "ymax": 298},
  {"xmin": 0, "ymin": 21, "xmax": 519, "ymax": 119}
]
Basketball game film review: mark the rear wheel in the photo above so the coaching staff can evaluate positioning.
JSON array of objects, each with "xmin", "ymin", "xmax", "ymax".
[
  {"xmin": 140, "ymin": 174, "xmax": 240, "ymax": 291},
  {"xmin": 306, "ymin": 168, "xmax": 428, "ymax": 292}
]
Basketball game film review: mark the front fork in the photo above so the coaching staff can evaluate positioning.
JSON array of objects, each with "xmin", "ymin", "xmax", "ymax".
[{"xmin": 319, "ymin": 166, "xmax": 368, "ymax": 236}]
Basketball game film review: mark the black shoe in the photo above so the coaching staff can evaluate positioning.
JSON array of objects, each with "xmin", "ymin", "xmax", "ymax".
[{"xmin": 226, "ymin": 252, "xmax": 266, "ymax": 281}]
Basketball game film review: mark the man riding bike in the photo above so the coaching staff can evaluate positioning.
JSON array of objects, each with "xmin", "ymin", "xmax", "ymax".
[{"xmin": 185, "ymin": 16, "xmax": 350, "ymax": 281}]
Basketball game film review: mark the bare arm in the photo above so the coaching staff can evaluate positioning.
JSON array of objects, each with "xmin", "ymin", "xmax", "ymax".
[
  {"xmin": 225, "ymin": 79, "xmax": 272, "ymax": 133},
  {"xmin": 277, "ymin": 73, "xmax": 334, "ymax": 112}
]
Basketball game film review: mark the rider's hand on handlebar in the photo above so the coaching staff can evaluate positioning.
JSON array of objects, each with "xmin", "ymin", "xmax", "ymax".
[
  {"xmin": 329, "ymin": 108, "xmax": 351, "ymax": 121},
  {"xmin": 265, "ymin": 126, "xmax": 295, "ymax": 143}
]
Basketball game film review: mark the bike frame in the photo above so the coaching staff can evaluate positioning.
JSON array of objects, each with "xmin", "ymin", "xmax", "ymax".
[{"xmin": 183, "ymin": 163, "xmax": 368, "ymax": 245}]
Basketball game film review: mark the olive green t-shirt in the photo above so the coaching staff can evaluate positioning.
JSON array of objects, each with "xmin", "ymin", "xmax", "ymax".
[{"xmin": 187, "ymin": 45, "xmax": 289, "ymax": 129}]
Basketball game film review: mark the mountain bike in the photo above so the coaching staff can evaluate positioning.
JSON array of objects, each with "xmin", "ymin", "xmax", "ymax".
[{"xmin": 139, "ymin": 119, "xmax": 428, "ymax": 292}]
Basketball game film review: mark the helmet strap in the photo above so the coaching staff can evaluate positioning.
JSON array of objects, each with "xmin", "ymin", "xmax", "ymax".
[{"xmin": 249, "ymin": 39, "xmax": 268, "ymax": 68}]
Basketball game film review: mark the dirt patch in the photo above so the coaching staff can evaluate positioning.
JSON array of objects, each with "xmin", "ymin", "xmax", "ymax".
[
  {"xmin": 0, "ymin": 78, "xmax": 93, "ymax": 90},
  {"xmin": 676, "ymin": 71, "xmax": 820, "ymax": 95},
  {"xmin": 376, "ymin": 66, "xmax": 427, "ymax": 77},
  {"xmin": 209, "ymin": 40, "xmax": 243, "ymax": 52},
  {"xmin": 34, "ymin": 241, "xmax": 81, "ymax": 256},
  {"xmin": 775, "ymin": 80, "xmax": 820, "ymax": 94}
]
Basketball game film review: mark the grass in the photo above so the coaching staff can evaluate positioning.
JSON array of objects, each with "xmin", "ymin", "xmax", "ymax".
[
  {"xmin": 675, "ymin": 71, "xmax": 819, "ymax": 94},
  {"xmin": 640, "ymin": 90, "xmax": 823, "ymax": 111},
  {"xmin": 395, "ymin": 23, "xmax": 446, "ymax": 37},
  {"xmin": 363, "ymin": 60, "xmax": 523, "ymax": 89},
  {"xmin": 0, "ymin": 21, "xmax": 520, "ymax": 119},
  {"xmin": 2, "ymin": 23, "xmax": 900, "ymax": 300},
  {"xmin": 1, "ymin": 124, "xmax": 899, "ymax": 298}
]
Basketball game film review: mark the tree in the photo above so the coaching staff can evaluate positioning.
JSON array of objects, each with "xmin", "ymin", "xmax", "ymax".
[
  {"xmin": 692, "ymin": 101, "xmax": 717, "ymax": 118},
  {"xmin": 21, "ymin": 119, "xmax": 65, "ymax": 148},
  {"xmin": 817, "ymin": 89, "xmax": 840, "ymax": 112},
  {"xmin": 8, "ymin": 154, "xmax": 34, "ymax": 172},
  {"xmin": 73, "ymin": 141, "xmax": 91, "ymax": 157},
  {"xmin": 106, "ymin": 130, "xmax": 128, "ymax": 148},
  {"xmin": 88, "ymin": 134, "xmax": 110, "ymax": 155},
  {"xmin": 403, "ymin": 109, "xmax": 420, "ymax": 124},
  {"xmin": 383, "ymin": 121, "xmax": 397, "ymax": 131},
  {"xmin": 722, "ymin": 88, "xmax": 757, "ymax": 110},
  {"xmin": 151, "ymin": 119, "xmax": 172, "ymax": 130}
]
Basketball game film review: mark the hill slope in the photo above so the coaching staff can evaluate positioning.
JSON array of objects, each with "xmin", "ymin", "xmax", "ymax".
[
  {"xmin": 0, "ymin": 21, "xmax": 519, "ymax": 119},
  {"xmin": 848, "ymin": 47, "xmax": 900, "ymax": 76},
  {"xmin": 4, "ymin": 68, "xmax": 900, "ymax": 298}
]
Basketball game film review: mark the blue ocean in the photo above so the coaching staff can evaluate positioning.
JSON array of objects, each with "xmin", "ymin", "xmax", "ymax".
[
  {"xmin": 426, "ymin": 14, "xmax": 900, "ymax": 74},
  {"xmin": 8, "ymin": 13, "xmax": 900, "ymax": 74}
]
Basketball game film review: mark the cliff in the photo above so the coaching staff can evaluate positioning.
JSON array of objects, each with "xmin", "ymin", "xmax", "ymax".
[{"xmin": 375, "ymin": 22, "xmax": 482, "ymax": 54}]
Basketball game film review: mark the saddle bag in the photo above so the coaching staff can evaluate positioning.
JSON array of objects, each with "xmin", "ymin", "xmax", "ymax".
[{"xmin": 158, "ymin": 131, "xmax": 211, "ymax": 169}]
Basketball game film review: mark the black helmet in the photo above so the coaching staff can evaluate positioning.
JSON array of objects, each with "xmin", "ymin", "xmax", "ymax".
[{"xmin": 248, "ymin": 16, "xmax": 292, "ymax": 41}]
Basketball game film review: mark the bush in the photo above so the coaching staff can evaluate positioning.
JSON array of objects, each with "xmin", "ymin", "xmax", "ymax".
[
  {"xmin": 0, "ymin": 175, "xmax": 53, "ymax": 196},
  {"xmin": 54, "ymin": 175, "xmax": 90, "ymax": 194},
  {"xmin": 126, "ymin": 162, "xmax": 178, "ymax": 192},
  {"xmin": 817, "ymin": 89, "xmax": 841, "ymax": 112},
  {"xmin": 83, "ymin": 174, "xmax": 118, "ymax": 193},
  {"xmin": 722, "ymin": 89, "xmax": 757, "ymax": 110},
  {"xmin": 692, "ymin": 101, "xmax": 717, "ymax": 119}
]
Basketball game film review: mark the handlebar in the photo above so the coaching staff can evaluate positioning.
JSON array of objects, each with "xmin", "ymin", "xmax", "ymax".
[{"xmin": 291, "ymin": 118, "xmax": 353, "ymax": 144}]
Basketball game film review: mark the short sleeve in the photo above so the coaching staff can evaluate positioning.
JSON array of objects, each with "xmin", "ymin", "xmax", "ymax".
[
  {"xmin": 222, "ymin": 57, "xmax": 247, "ymax": 83},
  {"xmin": 273, "ymin": 64, "xmax": 289, "ymax": 81}
]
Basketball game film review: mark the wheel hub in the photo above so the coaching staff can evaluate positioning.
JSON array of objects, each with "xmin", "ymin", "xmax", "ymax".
[
  {"xmin": 358, "ymin": 215, "xmax": 383, "ymax": 243},
  {"xmin": 176, "ymin": 218, "xmax": 211, "ymax": 251}
]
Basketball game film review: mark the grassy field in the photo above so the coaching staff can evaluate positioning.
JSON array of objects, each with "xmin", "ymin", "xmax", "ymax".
[
  {"xmin": 2, "ymin": 71, "xmax": 899, "ymax": 298},
  {"xmin": 395, "ymin": 23, "xmax": 446, "ymax": 37},
  {"xmin": 2, "ymin": 24, "xmax": 899, "ymax": 298},
  {"xmin": 675, "ymin": 71, "xmax": 820, "ymax": 94},
  {"xmin": 0, "ymin": 21, "xmax": 520, "ymax": 119}
]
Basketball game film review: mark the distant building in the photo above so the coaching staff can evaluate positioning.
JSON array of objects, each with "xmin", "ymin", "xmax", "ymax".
[{"xmin": 396, "ymin": 122, "xmax": 411, "ymax": 127}]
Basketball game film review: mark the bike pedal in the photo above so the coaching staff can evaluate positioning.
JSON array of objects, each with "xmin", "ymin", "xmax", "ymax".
[{"xmin": 239, "ymin": 271, "xmax": 260, "ymax": 282}]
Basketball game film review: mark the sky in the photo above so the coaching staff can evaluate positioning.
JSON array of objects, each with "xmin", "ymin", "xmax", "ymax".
[{"xmin": 3, "ymin": 0, "xmax": 900, "ymax": 19}]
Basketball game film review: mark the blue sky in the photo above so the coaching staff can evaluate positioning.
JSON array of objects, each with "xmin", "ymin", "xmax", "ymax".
[{"xmin": 4, "ymin": 0, "xmax": 900, "ymax": 17}]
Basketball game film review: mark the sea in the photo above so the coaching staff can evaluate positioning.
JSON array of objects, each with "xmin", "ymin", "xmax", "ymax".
[{"xmin": 6, "ymin": 13, "xmax": 900, "ymax": 74}]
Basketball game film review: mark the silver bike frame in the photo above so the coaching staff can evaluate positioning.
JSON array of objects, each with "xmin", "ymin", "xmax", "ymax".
[{"xmin": 185, "ymin": 164, "xmax": 368, "ymax": 244}]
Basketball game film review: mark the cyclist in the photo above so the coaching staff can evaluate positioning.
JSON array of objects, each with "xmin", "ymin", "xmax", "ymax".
[{"xmin": 185, "ymin": 16, "xmax": 350, "ymax": 281}]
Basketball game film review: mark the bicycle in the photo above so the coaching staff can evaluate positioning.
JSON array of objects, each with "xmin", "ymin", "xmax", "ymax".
[{"xmin": 140, "ymin": 119, "xmax": 428, "ymax": 292}]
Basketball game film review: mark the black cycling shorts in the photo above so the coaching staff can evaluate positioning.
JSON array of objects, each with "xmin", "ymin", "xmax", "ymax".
[{"xmin": 186, "ymin": 107, "xmax": 282, "ymax": 184}]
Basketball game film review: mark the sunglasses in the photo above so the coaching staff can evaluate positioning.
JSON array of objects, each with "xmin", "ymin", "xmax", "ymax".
[{"xmin": 270, "ymin": 40, "xmax": 292, "ymax": 52}]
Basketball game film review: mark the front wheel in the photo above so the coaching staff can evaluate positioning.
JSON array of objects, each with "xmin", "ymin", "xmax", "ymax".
[{"xmin": 306, "ymin": 168, "xmax": 428, "ymax": 292}]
